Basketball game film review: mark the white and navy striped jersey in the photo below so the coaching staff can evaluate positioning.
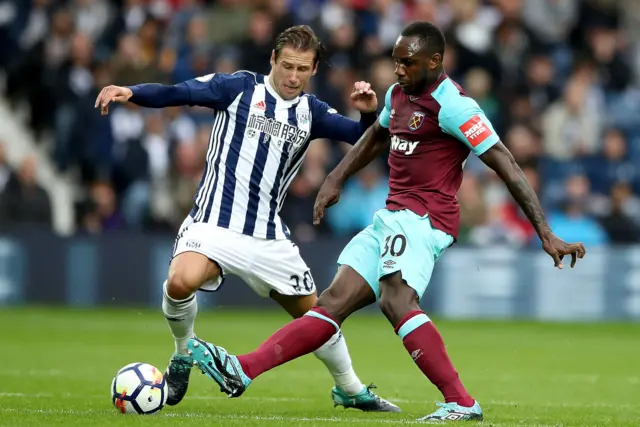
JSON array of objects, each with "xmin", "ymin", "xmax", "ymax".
[{"xmin": 128, "ymin": 71, "xmax": 375, "ymax": 240}]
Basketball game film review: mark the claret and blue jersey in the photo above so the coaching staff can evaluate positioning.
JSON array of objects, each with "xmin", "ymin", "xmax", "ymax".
[
  {"xmin": 337, "ymin": 73, "xmax": 502, "ymax": 301},
  {"xmin": 128, "ymin": 71, "xmax": 375, "ymax": 240},
  {"xmin": 378, "ymin": 72, "xmax": 501, "ymax": 240}
]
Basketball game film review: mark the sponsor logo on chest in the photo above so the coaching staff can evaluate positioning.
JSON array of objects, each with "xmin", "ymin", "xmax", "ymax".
[
  {"xmin": 390, "ymin": 135, "xmax": 419, "ymax": 155},
  {"xmin": 247, "ymin": 112, "xmax": 309, "ymax": 148}
]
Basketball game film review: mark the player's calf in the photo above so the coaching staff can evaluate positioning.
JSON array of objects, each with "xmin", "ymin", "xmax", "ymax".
[
  {"xmin": 379, "ymin": 273, "xmax": 477, "ymax": 410},
  {"xmin": 162, "ymin": 252, "xmax": 221, "ymax": 405}
]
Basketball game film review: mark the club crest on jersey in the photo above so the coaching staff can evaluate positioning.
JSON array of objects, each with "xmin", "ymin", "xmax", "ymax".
[
  {"xmin": 296, "ymin": 110, "xmax": 309, "ymax": 126},
  {"xmin": 408, "ymin": 111, "xmax": 425, "ymax": 131}
]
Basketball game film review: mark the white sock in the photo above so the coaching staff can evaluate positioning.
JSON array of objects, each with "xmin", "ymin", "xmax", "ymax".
[
  {"xmin": 162, "ymin": 281, "xmax": 198, "ymax": 355},
  {"xmin": 313, "ymin": 330, "xmax": 364, "ymax": 396}
]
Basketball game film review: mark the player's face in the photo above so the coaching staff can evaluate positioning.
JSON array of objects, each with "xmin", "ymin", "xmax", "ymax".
[
  {"xmin": 270, "ymin": 47, "xmax": 317, "ymax": 100},
  {"xmin": 392, "ymin": 36, "xmax": 441, "ymax": 95}
]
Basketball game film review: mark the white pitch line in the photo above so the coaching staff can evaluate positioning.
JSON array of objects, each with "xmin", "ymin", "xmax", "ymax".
[
  {"xmin": 0, "ymin": 408, "xmax": 576, "ymax": 426},
  {"xmin": 0, "ymin": 369, "xmax": 63, "ymax": 377},
  {"xmin": 1, "ymin": 393, "xmax": 639, "ymax": 410}
]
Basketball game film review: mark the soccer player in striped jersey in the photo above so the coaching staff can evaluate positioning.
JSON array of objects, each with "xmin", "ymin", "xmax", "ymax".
[{"xmin": 94, "ymin": 25, "xmax": 399, "ymax": 412}]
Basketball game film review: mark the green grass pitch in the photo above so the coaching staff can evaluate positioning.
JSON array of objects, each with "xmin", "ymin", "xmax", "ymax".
[{"xmin": 0, "ymin": 307, "xmax": 638, "ymax": 426}]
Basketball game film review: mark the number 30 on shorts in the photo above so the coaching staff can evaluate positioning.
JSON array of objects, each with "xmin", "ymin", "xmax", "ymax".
[
  {"xmin": 290, "ymin": 271, "xmax": 315, "ymax": 292},
  {"xmin": 381, "ymin": 234, "xmax": 407, "ymax": 258}
]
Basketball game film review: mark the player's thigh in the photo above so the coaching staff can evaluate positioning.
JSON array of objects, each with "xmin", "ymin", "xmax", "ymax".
[
  {"xmin": 247, "ymin": 239, "xmax": 317, "ymax": 299},
  {"xmin": 169, "ymin": 252, "xmax": 220, "ymax": 289},
  {"xmin": 169, "ymin": 217, "xmax": 233, "ymax": 295},
  {"xmin": 336, "ymin": 224, "xmax": 383, "ymax": 299},
  {"xmin": 376, "ymin": 210, "xmax": 453, "ymax": 302}
]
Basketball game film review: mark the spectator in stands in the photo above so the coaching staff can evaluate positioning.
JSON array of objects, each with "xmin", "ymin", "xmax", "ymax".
[
  {"xmin": 548, "ymin": 173, "xmax": 609, "ymax": 245},
  {"xmin": 0, "ymin": 155, "xmax": 52, "ymax": 231},
  {"xmin": 598, "ymin": 182, "xmax": 640, "ymax": 243},
  {"xmin": 542, "ymin": 74, "xmax": 602, "ymax": 160},
  {"xmin": 52, "ymin": 32, "xmax": 96, "ymax": 172},
  {"xmin": 587, "ymin": 128, "xmax": 636, "ymax": 197},
  {"xmin": 326, "ymin": 160, "xmax": 388, "ymax": 236},
  {"xmin": 2, "ymin": 0, "xmax": 640, "ymax": 241},
  {"xmin": 240, "ymin": 8, "xmax": 275, "ymax": 74},
  {"xmin": 79, "ymin": 180, "xmax": 124, "ymax": 234}
]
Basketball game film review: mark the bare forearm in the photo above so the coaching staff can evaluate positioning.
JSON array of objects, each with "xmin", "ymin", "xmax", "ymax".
[
  {"xmin": 329, "ymin": 122, "xmax": 388, "ymax": 184},
  {"xmin": 480, "ymin": 143, "xmax": 551, "ymax": 240},
  {"xmin": 503, "ymin": 165, "xmax": 552, "ymax": 239}
]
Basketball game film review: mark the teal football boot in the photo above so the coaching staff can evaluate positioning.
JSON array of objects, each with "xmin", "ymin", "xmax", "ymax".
[
  {"xmin": 332, "ymin": 383, "xmax": 401, "ymax": 412},
  {"xmin": 419, "ymin": 401, "xmax": 483, "ymax": 422},
  {"xmin": 186, "ymin": 338, "xmax": 251, "ymax": 397},
  {"xmin": 164, "ymin": 352, "xmax": 193, "ymax": 406}
]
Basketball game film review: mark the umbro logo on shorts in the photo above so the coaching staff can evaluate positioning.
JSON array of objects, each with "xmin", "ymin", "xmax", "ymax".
[{"xmin": 383, "ymin": 260, "xmax": 396, "ymax": 268}]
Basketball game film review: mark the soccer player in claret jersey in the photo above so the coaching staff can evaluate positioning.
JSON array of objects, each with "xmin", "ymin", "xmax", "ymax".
[
  {"xmin": 95, "ymin": 25, "xmax": 400, "ymax": 412},
  {"xmin": 185, "ymin": 22, "xmax": 586, "ymax": 421}
]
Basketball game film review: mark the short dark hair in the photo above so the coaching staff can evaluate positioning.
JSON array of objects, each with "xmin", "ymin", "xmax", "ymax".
[
  {"xmin": 274, "ymin": 25, "xmax": 324, "ymax": 66},
  {"xmin": 400, "ymin": 21, "xmax": 446, "ymax": 56}
]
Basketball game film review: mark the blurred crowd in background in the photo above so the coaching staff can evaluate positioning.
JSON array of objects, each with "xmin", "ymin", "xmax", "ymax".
[{"xmin": 1, "ymin": 0, "xmax": 640, "ymax": 246}]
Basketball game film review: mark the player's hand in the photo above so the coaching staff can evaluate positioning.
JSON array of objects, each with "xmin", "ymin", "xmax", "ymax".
[
  {"xmin": 541, "ymin": 232, "xmax": 586, "ymax": 269},
  {"xmin": 350, "ymin": 81, "xmax": 378, "ymax": 113},
  {"xmin": 313, "ymin": 176, "xmax": 342, "ymax": 225},
  {"xmin": 94, "ymin": 85, "xmax": 133, "ymax": 115}
]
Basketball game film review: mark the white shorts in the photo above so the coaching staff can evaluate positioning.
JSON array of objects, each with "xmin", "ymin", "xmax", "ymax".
[{"xmin": 171, "ymin": 216, "xmax": 316, "ymax": 298}]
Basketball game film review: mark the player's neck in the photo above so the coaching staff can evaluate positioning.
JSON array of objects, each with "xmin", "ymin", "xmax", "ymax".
[
  {"xmin": 267, "ymin": 73, "xmax": 280, "ymax": 98},
  {"xmin": 267, "ymin": 73, "xmax": 293, "ymax": 101},
  {"xmin": 411, "ymin": 69, "xmax": 445, "ymax": 97}
]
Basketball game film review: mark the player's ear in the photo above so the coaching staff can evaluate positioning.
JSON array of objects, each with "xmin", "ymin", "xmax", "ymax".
[
  {"xmin": 270, "ymin": 50, "xmax": 277, "ymax": 68},
  {"xmin": 429, "ymin": 53, "xmax": 442, "ymax": 69},
  {"xmin": 311, "ymin": 61, "xmax": 318, "ymax": 76}
]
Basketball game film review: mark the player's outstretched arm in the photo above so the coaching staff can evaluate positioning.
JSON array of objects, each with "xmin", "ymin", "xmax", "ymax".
[
  {"xmin": 95, "ymin": 73, "xmax": 235, "ymax": 115},
  {"xmin": 313, "ymin": 120, "xmax": 389, "ymax": 224},
  {"xmin": 479, "ymin": 142, "xmax": 586, "ymax": 269},
  {"xmin": 94, "ymin": 83, "xmax": 193, "ymax": 115}
]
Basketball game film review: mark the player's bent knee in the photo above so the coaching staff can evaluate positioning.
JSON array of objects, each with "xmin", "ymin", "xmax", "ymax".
[
  {"xmin": 316, "ymin": 285, "xmax": 343, "ymax": 314},
  {"xmin": 167, "ymin": 252, "xmax": 221, "ymax": 300},
  {"xmin": 166, "ymin": 273, "xmax": 199, "ymax": 300}
]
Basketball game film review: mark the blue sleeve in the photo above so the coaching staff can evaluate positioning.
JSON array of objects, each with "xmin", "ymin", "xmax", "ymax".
[
  {"xmin": 128, "ymin": 73, "xmax": 244, "ymax": 110},
  {"xmin": 438, "ymin": 96, "xmax": 500, "ymax": 156},
  {"xmin": 309, "ymin": 97, "xmax": 377, "ymax": 144},
  {"xmin": 378, "ymin": 84, "xmax": 396, "ymax": 129}
]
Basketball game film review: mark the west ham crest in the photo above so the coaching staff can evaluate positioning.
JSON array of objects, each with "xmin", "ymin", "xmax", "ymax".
[{"xmin": 408, "ymin": 111, "xmax": 425, "ymax": 131}]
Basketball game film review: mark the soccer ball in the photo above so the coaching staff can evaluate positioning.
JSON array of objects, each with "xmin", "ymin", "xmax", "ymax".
[{"xmin": 110, "ymin": 362, "xmax": 168, "ymax": 414}]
